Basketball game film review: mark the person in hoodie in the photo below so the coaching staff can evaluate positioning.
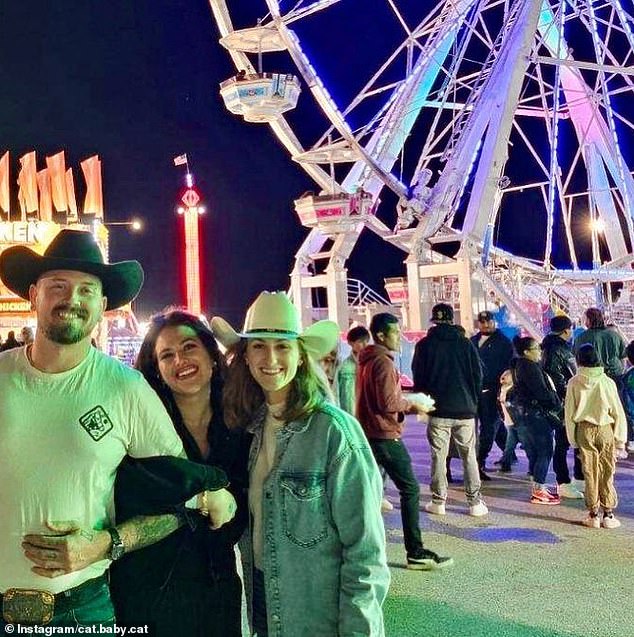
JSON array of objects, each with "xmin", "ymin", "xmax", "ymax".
[
  {"xmin": 541, "ymin": 314, "xmax": 585, "ymax": 499},
  {"xmin": 412, "ymin": 303, "xmax": 487, "ymax": 517},
  {"xmin": 573, "ymin": 307, "xmax": 627, "ymax": 380},
  {"xmin": 565, "ymin": 344, "xmax": 627, "ymax": 529},
  {"xmin": 357, "ymin": 312, "xmax": 453, "ymax": 571},
  {"xmin": 470, "ymin": 310, "xmax": 514, "ymax": 480},
  {"xmin": 510, "ymin": 336, "xmax": 562, "ymax": 505}
]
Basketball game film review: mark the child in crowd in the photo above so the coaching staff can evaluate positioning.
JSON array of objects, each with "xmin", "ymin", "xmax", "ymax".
[
  {"xmin": 497, "ymin": 368, "xmax": 520, "ymax": 472},
  {"xmin": 564, "ymin": 344, "xmax": 627, "ymax": 529}
]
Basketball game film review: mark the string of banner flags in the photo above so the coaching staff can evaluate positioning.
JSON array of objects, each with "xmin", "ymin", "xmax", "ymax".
[
  {"xmin": 0, "ymin": 151, "xmax": 192, "ymax": 225},
  {"xmin": 0, "ymin": 151, "xmax": 103, "ymax": 223}
]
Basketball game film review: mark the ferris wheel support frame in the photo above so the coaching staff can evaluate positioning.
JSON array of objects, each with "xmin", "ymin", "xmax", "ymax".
[{"xmin": 210, "ymin": 0, "xmax": 634, "ymax": 337}]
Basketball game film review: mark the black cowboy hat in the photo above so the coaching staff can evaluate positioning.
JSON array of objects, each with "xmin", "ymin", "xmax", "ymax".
[{"xmin": 0, "ymin": 229, "xmax": 144, "ymax": 311}]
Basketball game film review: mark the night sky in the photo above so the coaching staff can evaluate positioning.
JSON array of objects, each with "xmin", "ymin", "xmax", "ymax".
[
  {"xmin": 0, "ymin": 2, "xmax": 627, "ymax": 323},
  {"xmin": 0, "ymin": 0, "xmax": 410, "ymax": 324}
]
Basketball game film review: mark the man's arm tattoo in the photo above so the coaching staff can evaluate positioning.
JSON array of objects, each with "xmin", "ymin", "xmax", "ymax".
[{"xmin": 117, "ymin": 514, "xmax": 184, "ymax": 553}]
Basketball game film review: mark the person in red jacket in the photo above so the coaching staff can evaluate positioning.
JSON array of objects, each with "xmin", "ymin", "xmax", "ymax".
[{"xmin": 357, "ymin": 312, "xmax": 453, "ymax": 571}]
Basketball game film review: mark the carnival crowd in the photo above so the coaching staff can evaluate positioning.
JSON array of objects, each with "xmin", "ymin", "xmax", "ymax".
[{"xmin": 0, "ymin": 229, "xmax": 630, "ymax": 636}]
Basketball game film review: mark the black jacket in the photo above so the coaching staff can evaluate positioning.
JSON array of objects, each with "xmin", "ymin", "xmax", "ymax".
[
  {"xmin": 412, "ymin": 323, "xmax": 482, "ymax": 418},
  {"xmin": 510, "ymin": 357, "xmax": 560, "ymax": 411},
  {"xmin": 470, "ymin": 329, "xmax": 514, "ymax": 392},
  {"xmin": 541, "ymin": 333, "xmax": 576, "ymax": 399},
  {"xmin": 110, "ymin": 410, "xmax": 251, "ymax": 615}
]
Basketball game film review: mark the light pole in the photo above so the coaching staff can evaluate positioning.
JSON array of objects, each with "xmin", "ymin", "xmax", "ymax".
[
  {"xmin": 92, "ymin": 218, "xmax": 143, "ymax": 262},
  {"xmin": 103, "ymin": 219, "xmax": 143, "ymax": 231}
]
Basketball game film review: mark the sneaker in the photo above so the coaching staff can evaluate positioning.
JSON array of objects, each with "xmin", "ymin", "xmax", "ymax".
[
  {"xmin": 582, "ymin": 514, "xmax": 600, "ymax": 529},
  {"xmin": 469, "ymin": 501, "xmax": 488, "ymax": 517},
  {"xmin": 572, "ymin": 478, "xmax": 585, "ymax": 494},
  {"xmin": 602, "ymin": 514, "xmax": 621, "ymax": 529},
  {"xmin": 558, "ymin": 483, "xmax": 584, "ymax": 499},
  {"xmin": 530, "ymin": 488, "xmax": 561, "ymax": 505},
  {"xmin": 627, "ymin": 440, "xmax": 634, "ymax": 453},
  {"xmin": 615, "ymin": 448, "xmax": 628, "ymax": 461},
  {"xmin": 380, "ymin": 498, "xmax": 393, "ymax": 513},
  {"xmin": 424, "ymin": 501, "xmax": 446, "ymax": 515},
  {"xmin": 407, "ymin": 549, "xmax": 454, "ymax": 571}
]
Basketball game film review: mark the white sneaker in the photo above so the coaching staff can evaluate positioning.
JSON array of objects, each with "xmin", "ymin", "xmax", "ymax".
[
  {"xmin": 615, "ymin": 448, "xmax": 628, "ymax": 461},
  {"xmin": 627, "ymin": 441, "xmax": 634, "ymax": 453},
  {"xmin": 424, "ymin": 501, "xmax": 446, "ymax": 515},
  {"xmin": 602, "ymin": 514, "xmax": 621, "ymax": 529},
  {"xmin": 469, "ymin": 501, "xmax": 488, "ymax": 517},
  {"xmin": 380, "ymin": 498, "xmax": 393, "ymax": 513},
  {"xmin": 558, "ymin": 483, "xmax": 584, "ymax": 499}
]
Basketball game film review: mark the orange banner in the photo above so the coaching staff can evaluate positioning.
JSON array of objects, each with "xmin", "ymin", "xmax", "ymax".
[
  {"xmin": 37, "ymin": 169, "xmax": 53, "ymax": 222},
  {"xmin": 46, "ymin": 151, "xmax": 68, "ymax": 212},
  {"xmin": 81, "ymin": 155, "xmax": 103, "ymax": 218},
  {"xmin": 65, "ymin": 168, "xmax": 78, "ymax": 221},
  {"xmin": 17, "ymin": 151, "xmax": 38, "ymax": 219},
  {"xmin": 0, "ymin": 151, "xmax": 9, "ymax": 215}
]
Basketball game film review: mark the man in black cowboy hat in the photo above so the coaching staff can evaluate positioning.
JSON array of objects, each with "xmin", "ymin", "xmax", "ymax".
[{"xmin": 0, "ymin": 230, "xmax": 235, "ymax": 628}]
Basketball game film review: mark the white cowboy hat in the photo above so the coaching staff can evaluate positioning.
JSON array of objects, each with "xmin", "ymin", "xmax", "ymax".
[{"xmin": 211, "ymin": 291, "xmax": 339, "ymax": 359}]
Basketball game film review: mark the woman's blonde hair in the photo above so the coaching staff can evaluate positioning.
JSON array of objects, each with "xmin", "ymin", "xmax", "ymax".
[{"xmin": 223, "ymin": 338, "xmax": 331, "ymax": 428}]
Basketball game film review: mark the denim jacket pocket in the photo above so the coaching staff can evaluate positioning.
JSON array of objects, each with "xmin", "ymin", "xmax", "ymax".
[{"xmin": 280, "ymin": 472, "xmax": 328, "ymax": 548}]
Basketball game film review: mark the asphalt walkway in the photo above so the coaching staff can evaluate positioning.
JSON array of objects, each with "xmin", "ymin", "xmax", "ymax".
[{"xmin": 383, "ymin": 417, "xmax": 633, "ymax": 637}]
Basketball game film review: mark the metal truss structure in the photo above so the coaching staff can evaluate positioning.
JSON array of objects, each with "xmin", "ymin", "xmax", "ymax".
[{"xmin": 210, "ymin": 0, "xmax": 634, "ymax": 336}]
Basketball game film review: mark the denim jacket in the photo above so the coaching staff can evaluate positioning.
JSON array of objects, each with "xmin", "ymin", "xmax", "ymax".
[{"xmin": 241, "ymin": 401, "xmax": 389, "ymax": 637}]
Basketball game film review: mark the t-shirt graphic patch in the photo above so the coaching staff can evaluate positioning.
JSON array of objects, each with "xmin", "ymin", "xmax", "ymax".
[{"xmin": 79, "ymin": 406, "xmax": 113, "ymax": 441}]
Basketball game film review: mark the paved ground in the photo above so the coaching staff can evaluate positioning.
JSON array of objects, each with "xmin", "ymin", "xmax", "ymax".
[{"xmin": 382, "ymin": 417, "xmax": 634, "ymax": 637}]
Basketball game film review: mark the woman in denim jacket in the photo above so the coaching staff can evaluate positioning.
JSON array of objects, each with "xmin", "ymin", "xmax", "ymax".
[{"xmin": 213, "ymin": 292, "xmax": 389, "ymax": 637}]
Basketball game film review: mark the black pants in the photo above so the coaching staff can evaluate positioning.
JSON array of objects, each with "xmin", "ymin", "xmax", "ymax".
[
  {"xmin": 253, "ymin": 568, "xmax": 268, "ymax": 637},
  {"xmin": 477, "ymin": 390, "xmax": 507, "ymax": 468},
  {"xmin": 113, "ymin": 572, "xmax": 242, "ymax": 637},
  {"xmin": 553, "ymin": 425, "xmax": 584, "ymax": 483},
  {"xmin": 369, "ymin": 438, "xmax": 423, "ymax": 557}
]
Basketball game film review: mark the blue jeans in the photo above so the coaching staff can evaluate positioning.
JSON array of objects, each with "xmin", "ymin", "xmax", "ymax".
[
  {"xmin": 0, "ymin": 578, "xmax": 114, "ymax": 628},
  {"xmin": 369, "ymin": 438, "xmax": 423, "ymax": 557},
  {"xmin": 477, "ymin": 390, "xmax": 507, "ymax": 468},
  {"xmin": 500, "ymin": 426, "xmax": 520, "ymax": 466},
  {"xmin": 515, "ymin": 410, "xmax": 554, "ymax": 485}
]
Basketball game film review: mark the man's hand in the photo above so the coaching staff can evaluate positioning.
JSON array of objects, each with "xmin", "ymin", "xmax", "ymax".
[
  {"xmin": 22, "ymin": 521, "xmax": 110, "ymax": 578},
  {"xmin": 201, "ymin": 488, "xmax": 237, "ymax": 530}
]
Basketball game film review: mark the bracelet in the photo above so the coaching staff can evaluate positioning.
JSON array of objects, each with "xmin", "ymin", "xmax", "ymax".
[{"xmin": 199, "ymin": 491, "xmax": 210, "ymax": 517}]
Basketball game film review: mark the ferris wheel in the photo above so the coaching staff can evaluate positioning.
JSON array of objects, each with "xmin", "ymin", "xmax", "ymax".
[{"xmin": 209, "ymin": 0, "xmax": 634, "ymax": 335}]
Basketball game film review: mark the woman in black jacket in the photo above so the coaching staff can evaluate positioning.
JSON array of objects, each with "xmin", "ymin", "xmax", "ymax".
[
  {"xmin": 511, "ymin": 336, "xmax": 562, "ymax": 505},
  {"xmin": 110, "ymin": 311, "xmax": 249, "ymax": 637}
]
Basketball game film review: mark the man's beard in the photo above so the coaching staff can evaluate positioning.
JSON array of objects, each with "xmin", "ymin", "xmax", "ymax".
[
  {"xmin": 43, "ymin": 305, "xmax": 94, "ymax": 344},
  {"xmin": 44, "ymin": 322, "xmax": 92, "ymax": 344}
]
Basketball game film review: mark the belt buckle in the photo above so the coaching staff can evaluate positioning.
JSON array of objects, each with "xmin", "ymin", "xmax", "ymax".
[{"xmin": 2, "ymin": 588, "xmax": 55, "ymax": 624}]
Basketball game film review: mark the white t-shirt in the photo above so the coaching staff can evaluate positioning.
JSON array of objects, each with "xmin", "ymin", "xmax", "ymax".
[{"xmin": 0, "ymin": 346, "xmax": 183, "ymax": 593}]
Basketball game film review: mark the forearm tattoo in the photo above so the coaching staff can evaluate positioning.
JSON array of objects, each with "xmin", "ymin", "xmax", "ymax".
[{"xmin": 119, "ymin": 514, "xmax": 184, "ymax": 552}]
